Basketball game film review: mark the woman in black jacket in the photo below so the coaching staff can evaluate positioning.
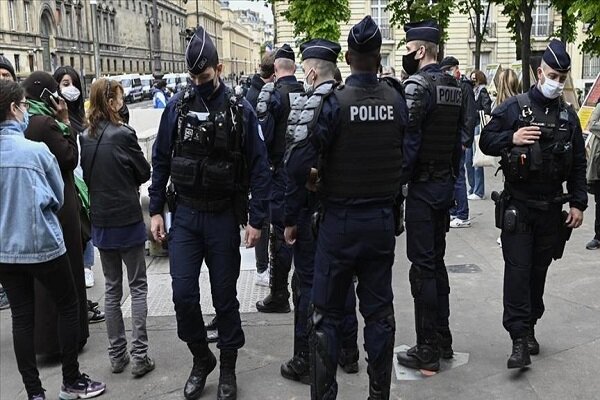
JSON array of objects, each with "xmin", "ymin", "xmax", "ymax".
[
  {"xmin": 80, "ymin": 78, "xmax": 154, "ymax": 377},
  {"xmin": 466, "ymin": 69, "xmax": 492, "ymax": 200}
]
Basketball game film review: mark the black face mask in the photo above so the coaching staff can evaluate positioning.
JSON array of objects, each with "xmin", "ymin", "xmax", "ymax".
[
  {"xmin": 194, "ymin": 76, "xmax": 218, "ymax": 99},
  {"xmin": 402, "ymin": 50, "xmax": 420, "ymax": 76}
]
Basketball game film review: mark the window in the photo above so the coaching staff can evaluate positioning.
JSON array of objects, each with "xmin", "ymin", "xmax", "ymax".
[
  {"xmin": 130, "ymin": 60, "xmax": 133, "ymax": 71},
  {"xmin": 113, "ymin": 59, "xmax": 117, "ymax": 71},
  {"xmin": 70, "ymin": 56, "xmax": 74, "ymax": 67},
  {"xmin": 122, "ymin": 60, "xmax": 125, "ymax": 71},
  {"xmin": 60, "ymin": 56, "xmax": 64, "ymax": 66},
  {"xmin": 105, "ymin": 18, "xmax": 110, "ymax": 41},
  {"xmin": 371, "ymin": 0, "xmax": 391, "ymax": 40},
  {"xmin": 139, "ymin": 2, "xmax": 142, "ymax": 14},
  {"xmin": 126, "ymin": 0, "xmax": 129, "ymax": 9},
  {"xmin": 380, "ymin": 54, "xmax": 389, "ymax": 67},
  {"xmin": 24, "ymin": 1, "xmax": 31, "ymax": 31},
  {"xmin": 66, "ymin": 11, "xmax": 72, "ymax": 37},
  {"xmin": 8, "ymin": 0, "xmax": 16, "ymax": 30},
  {"xmin": 107, "ymin": 58, "xmax": 110, "ymax": 72},
  {"xmin": 28, "ymin": 54, "xmax": 34, "ymax": 72},
  {"xmin": 137, "ymin": 60, "xmax": 140, "ymax": 71},
  {"xmin": 14, "ymin": 54, "xmax": 20, "ymax": 73},
  {"xmin": 111, "ymin": 19, "xmax": 115, "ymax": 38},
  {"xmin": 583, "ymin": 54, "xmax": 600, "ymax": 80},
  {"xmin": 532, "ymin": 0, "xmax": 550, "ymax": 37},
  {"xmin": 145, "ymin": 4, "xmax": 148, "ymax": 16},
  {"xmin": 101, "ymin": 58, "xmax": 104, "ymax": 72},
  {"xmin": 143, "ymin": 61, "xmax": 146, "ymax": 71}
]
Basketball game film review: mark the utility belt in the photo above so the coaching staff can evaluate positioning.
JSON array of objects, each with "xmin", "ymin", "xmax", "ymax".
[
  {"xmin": 412, "ymin": 162, "xmax": 453, "ymax": 182},
  {"xmin": 491, "ymin": 189, "xmax": 573, "ymax": 260},
  {"xmin": 177, "ymin": 194, "xmax": 232, "ymax": 213}
]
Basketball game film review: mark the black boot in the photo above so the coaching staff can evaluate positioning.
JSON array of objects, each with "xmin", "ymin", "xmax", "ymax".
[
  {"xmin": 184, "ymin": 342, "xmax": 217, "ymax": 400},
  {"xmin": 527, "ymin": 328, "xmax": 539, "ymax": 355},
  {"xmin": 396, "ymin": 344, "xmax": 440, "ymax": 372},
  {"xmin": 338, "ymin": 347, "xmax": 359, "ymax": 374},
  {"xmin": 280, "ymin": 352, "xmax": 310, "ymax": 384},
  {"xmin": 507, "ymin": 337, "xmax": 531, "ymax": 369},
  {"xmin": 217, "ymin": 350, "xmax": 237, "ymax": 400},
  {"xmin": 437, "ymin": 328, "xmax": 454, "ymax": 359},
  {"xmin": 256, "ymin": 292, "xmax": 291, "ymax": 313}
]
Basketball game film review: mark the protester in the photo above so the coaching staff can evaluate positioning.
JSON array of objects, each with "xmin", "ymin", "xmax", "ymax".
[
  {"xmin": 585, "ymin": 100, "xmax": 600, "ymax": 250},
  {"xmin": 494, "ymin": 68, "xmax": 520, "ymax": 108},
  {"xmin": 0, "ymin": 79, "xmax": 106, "ymax": 400},
  {"xmin": 152, "ymin": 80, "xmax": 170, "ymax": 109},
  {"xmin": 81, "ymin": 78, "xmax": 154, "ymax": 377},
  {"xmin": 21, "ymin": 71, "xmax": 90, "ymax": 353}
]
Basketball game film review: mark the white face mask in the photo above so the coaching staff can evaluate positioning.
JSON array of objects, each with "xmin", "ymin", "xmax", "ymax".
[
  {"xmin": 303, "ymin": 69, "xmax": 315, "ymax": 93},
  {"xmin": 61, "ymin": 85, "xmax": 81, "ymax": 102},
  {"xmin": 539, "ymin": 71, "xmax": 564, "ymax": 99}
]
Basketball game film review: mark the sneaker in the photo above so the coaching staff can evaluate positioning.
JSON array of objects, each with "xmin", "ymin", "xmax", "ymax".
[
  {"xmin": 449, "ymin": 215, "xmax": 457, "ymax": 221},
  {"xmin": 84, "ymin": 269, "xmax": 94, "ymax": 288},
  {"xmin": 497, "ymin": 237, "xmax": 502, "ymax": 247},
  {"xmin": 88, "ymin": 300, "xmax": 100, "ymax": 312},
  {"xmin": 467, "ymin": 193, "xmax": 485, "ymax": 200},
  {"xmin": 132, "ymin": 356, "xmax": 155, "ymax": 378},
  {"xmin": 29, "ymin": 392, "xmax": 46, "ymax": 400},
  {"xmin": 88, "ymin": 309, "xmax": 105, "ymax": 324},
  {"xmin": 0, "ymin": 290, "xmax": 9, "ymax": 310},
  {"xmin": 255, "ymin": 270, "xmax": 270, "ymax": 287},
  {"xmin": 111, "ymin": 353, "xmax": 130, "ymax": 373},
  {"xmin": 586, "ymin": 239, "xmax": 600, "ymax": 250},
  {"xmin": 59, "ymin": 373, "xmax": 106, "ymax": 399},
  {"xmin": 449, "ymin": 218, "xmax": 471, "ymax": 228}
]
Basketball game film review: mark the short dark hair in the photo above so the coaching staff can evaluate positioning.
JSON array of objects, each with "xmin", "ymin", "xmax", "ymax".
[
  {"xmin": 259, "ymin": 53, "xmax": 275, "ymax": 79},
  {"xmin": 347, "ymin": 47, "xmax": 380, "ymax": 73},
  {"xmin": 334, "ymin": 67, "xmax": 342, "ymax": 83},
  {"xmin": 0, "ymin": 80, "xmax": 24, "ymax": 122}
]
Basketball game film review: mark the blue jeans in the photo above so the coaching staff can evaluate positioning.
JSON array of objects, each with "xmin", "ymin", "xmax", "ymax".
[
  {"xmin": 83, "ymin": 241, "xmax": 95, "ymax": 269},
  {"xmin": 450, "ymin": 150, "xmax": 469, "ymax": 220},
  {"xmin": 466, "ymin": 125, "xmax": 485, "ymax": 198}
]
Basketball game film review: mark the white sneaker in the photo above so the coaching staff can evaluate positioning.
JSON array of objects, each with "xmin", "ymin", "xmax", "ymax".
[
  {"xmin": 497, "ymin": 237, "xmax": 502, "ymax": 247},
  {"xmin": 85, "ymin": 268, "xmax": 95, "ymax": 288},
  {"xmin": 467, "ymin": 194, "xmax": 485, "ymax": 200},
  {"xmin": 450, "ymin": 218, "xmax": 471, "ymax": 228},
  {"xmin": 255, "ymin": 270, "xmax": 270, "ymax": 287},
  {"xmin": 449, "ymin": 215, "xmax": 457, "ymax": 221}
]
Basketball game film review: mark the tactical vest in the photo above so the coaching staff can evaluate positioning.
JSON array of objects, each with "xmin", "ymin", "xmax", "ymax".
[
  {"xmin": 257, "ymin": 80, "xmax": 304, "ymax": 166},
  {"xmin": 319, "ymin": 81, "xmax": 404, "ymax": 198},
  {"xmin": 170, "ymin": 87, "xmax": 248, "ymax": 209},
  {"xmin": 411, "ymin": 71, "xmax": 462, "ymax": 174},
  {"xmin": 501, "ymin": 93, "xmax": 573, "ymax": 184}
]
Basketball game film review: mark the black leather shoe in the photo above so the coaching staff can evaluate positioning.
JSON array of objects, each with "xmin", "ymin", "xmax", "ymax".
[
  {"xmin": 207, "ymin": 329, "xmax": 219, "ymax": 344},
  {"xmin": 217, "ymin": 369, "xmax": 237, "ymax": 400},
  {"xmin": 527, "ymin": 331, "xmax": 539, "ymax": 355},
  {"xmin": 437, "ymin": 330, "xmax": 454, "ymax": 359},
  {"xmin": 255, "ymin": 293, "xmax": 290, "ymax": 313},
  {"xmin": 281, "ymin": 353, "xmax": 310, "ymax": 384},
  {"xmin": 205, "ymin": 316, "xmax": 218, "ymax": 331},
  {"xmin": 184, "ymin": 350, "xmax": 217, "ymax": 400},
  {"xmin": 338, "ymin": 348, "xmax": 359, "ymax": 374},
  {"xmin": 396, "ymin": 344, "xmax": 440, "ymax": 372},
  {"xmin": 507, "ymin": 338, "xmax": 531, "ymax": 369}
]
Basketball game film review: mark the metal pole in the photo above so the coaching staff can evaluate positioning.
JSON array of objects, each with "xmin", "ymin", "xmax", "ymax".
[
  {"xmin": 90, "ymin": 0, "xmax": 101, "ymax": 78},
  {"xmin": 195, "ymin": 0, "xmax": 199, "ymax": 27},
  {"xmin": 76, "ymin": 6, "xmax": 85, "ymax": 94},
  {"xmin": 152, "ymin": 0, "xmax": 161, "ymax": 75}
]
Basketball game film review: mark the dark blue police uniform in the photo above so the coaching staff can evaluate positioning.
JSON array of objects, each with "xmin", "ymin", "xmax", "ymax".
[
  {"xmin": 480, "ymin": 39, "xmax": 587, "ymax": 369},
  {"xmin": 255, "ymin": 44, "xmax": 304, "ymax": 313},
  {"xmin": 396, "ymin": 20, "xmax": 470, "ymax": 373},
  {"xmin": 286, "ymin": 18, "xmax": 408, "ymax": 399},
  {"xmin": 148, "ymin": 26, "xmax": 270, "ymax": 400}
]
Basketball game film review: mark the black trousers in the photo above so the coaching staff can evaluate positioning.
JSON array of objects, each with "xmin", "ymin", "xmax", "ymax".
[
  {"xmin": 500, "ymin": 202, "xmax": 562, "ymax": 339},
  {"xmin": 594, "ymin": 181, "xmax": 600, "ymax": 240},
  {"xmin": 0, "ymin": 254, "xmax": 80, "ymax": 396}
]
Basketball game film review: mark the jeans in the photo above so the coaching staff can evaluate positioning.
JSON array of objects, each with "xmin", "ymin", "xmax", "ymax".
[
  {"xmin": 99, "ymin": 244, "xmax": 149, "ymax": 362},
  {"xmin": 450, "ymin": 150, "xmax": 469, "ymax": 220},
  {"xmin": 466, "ymin": 125, "xmax": 485, "ymax": 198},
  {"xmin": 0, "ymin": 254, "xmax": 80, "ymax": 396},
  {"xmin": 83, "ymin": 240, "xmax": 95, "ymax": 269},
  {"xmin": 255, "ymin": 220, "xmax": 270, "ymax": 273}
]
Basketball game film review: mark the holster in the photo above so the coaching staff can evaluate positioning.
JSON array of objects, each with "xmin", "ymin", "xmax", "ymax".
[
  {"xmin": 311, "ymin": 210, "xmax": 322, "ymax": 239},
  {"xmin": 552, "ymin": 210, "xmax": 573, "ymax": 260},
  {"xmin": 166, "ymin": 184, "xmax": 177, "ymax": 214},
  {"xmin": 491, "ymin": 191, "xmax": 506, "ymax": 230},
  {"xmin": 393, "ymin": 194, "xmax": 405, "ymax": 236}
]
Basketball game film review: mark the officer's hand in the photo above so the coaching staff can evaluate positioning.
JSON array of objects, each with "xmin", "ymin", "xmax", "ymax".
[
  {"xmin": 244, "ymin": 225, "xmax": 261, "ymax": 248},
  {"xmin": 305, "ymin": 168, "xmax": 319, "ymax": 192},
  {"xmin": 566, "ymin": 207, "xmax": 583, "ymax": 229},
  {"xmin": 512, "ymin": 126, "xmax": 541, "ymax": 146},
  {"xmin": 151, "ymin": 214, "xmax": 166, "ymax": 242},
  {"xmin": 284, "ymin": 225, "xmax": 297, "ymax": 245},
  {"xmin": 50, "ymin": 96, "xmax": 70, "ymax": 125}
]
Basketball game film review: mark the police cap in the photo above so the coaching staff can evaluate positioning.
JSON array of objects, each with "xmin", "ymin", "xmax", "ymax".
[
  {"xmin": 404, "ymin": 20, "xmax": 440, "ymax": 45},
  {"xmin": 542, "ymin": 39, "xmax": 571, "ymax": 73},
  {"xmin": 439, "ymin": 56, "xmax": 460, "ymax": 70},
  {"xmin": 185, "ymin": 26, "xmax": 219, "ymax": 75},
  {"xmin": 274, "ymin": 44, "xmax": 295, "ymax": 62},
  {"xmin": 348, "ymin": 16, "xmax": 382, "ymax": 53},
  {"xmin": 300, "ymin": 39, "xmax": 341, "ymax": 63}
]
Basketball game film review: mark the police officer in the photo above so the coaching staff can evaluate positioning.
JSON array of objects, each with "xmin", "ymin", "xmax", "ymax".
[
  {"xmin": 255, "ymin": 44, "xmax": 304, "ymax": 313},
  {"xmin": 480, "ymin": 39, "xmax": 586, "ymax": 369},
  {"xmin": 285, "ymin": 16, "xmax": 407, "ymax": 399},
  {"xmin": 396, "ymin": 20, "xmax": 470, "ymax": 372},
  {"xmin": 281, "ymin": 41, "xmax": 360, "ymax": 385},
  {"xmin": 148, "ymin": 26, "xmax": 271, "ymax": 400}
]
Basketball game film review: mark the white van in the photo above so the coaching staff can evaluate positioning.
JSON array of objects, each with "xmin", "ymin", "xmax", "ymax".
[
  {"xmin": 163, "ymin": 73, "xmax": 180, "ymax": 93},
  {"xmin": 114, "ymin": 74, "xmax": 143, "ymax": 103},
  {"xmin": 140, "ymin": 74, "xmax": 154, "ymax": 99}
]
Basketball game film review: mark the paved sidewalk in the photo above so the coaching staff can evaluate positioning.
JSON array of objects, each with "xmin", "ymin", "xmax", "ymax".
[{"xmin": 1, "ymin": 171, "xmax": 599, "ymax": 399}]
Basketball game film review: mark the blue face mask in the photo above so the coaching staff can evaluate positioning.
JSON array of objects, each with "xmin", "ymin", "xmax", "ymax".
[{"xmin": 17, "ymin": 106, "xmax": 29, "ymax": 132}]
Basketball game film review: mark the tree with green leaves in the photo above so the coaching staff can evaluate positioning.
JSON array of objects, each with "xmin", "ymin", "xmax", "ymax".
[
  {"xmin": 457, "ymin": 0, "xmax": 492, "ymax": 70},
  {"xmin": 386, "ymin": 0, "xmax": 454, "ymax": 61},
  {"xmin": 550, "ymin": 0, "xmax": 577, "ymax": 44},
  {"xmin": 279, "ymin": 0, "xmax": 351, "ymax": 43},
  {"xmin": 571, "ymin": 0, "xmax": 600, "ymax": 57},
  {"xmin": 491, "ymin": 0, "xmax": 535, "ymax": 88}
]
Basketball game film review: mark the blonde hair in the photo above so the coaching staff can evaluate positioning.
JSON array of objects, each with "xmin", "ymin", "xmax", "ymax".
[
  {"xmin": 495, "ymin": 68, "xmax": 520, "ymax": 106},
  {"xmin": 87, "ymin": 78, "xmax": 123, "ymax": 137}
]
